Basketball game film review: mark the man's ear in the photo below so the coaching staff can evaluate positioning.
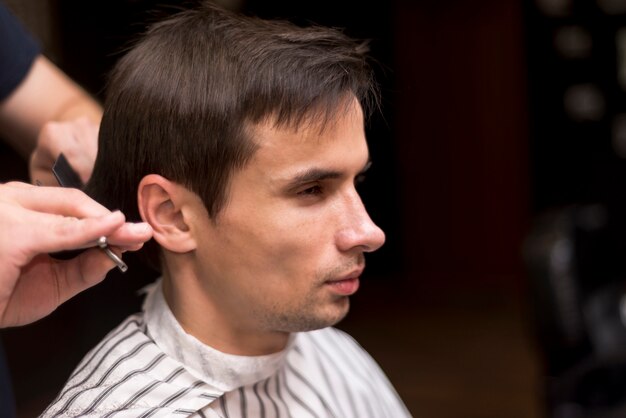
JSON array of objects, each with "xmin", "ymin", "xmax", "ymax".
[{"xmin": 137, "ymin": 174, "xmax": 197, "ymax": 253}]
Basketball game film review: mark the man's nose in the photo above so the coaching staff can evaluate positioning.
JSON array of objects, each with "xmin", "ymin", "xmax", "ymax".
[{"xmin": 335, "ymin": 192, "xmax": 386, "ymax": 253}]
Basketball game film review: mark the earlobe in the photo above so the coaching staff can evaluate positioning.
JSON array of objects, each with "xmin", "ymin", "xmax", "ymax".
[{"xmin": 137, "ymin": 175, "xmax": 197, "ymax": 253}]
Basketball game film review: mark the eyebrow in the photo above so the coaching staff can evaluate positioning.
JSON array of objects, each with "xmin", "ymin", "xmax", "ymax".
[{"xmin": 284, "ymin": 160, "xmax": 372, "ymax": 190}]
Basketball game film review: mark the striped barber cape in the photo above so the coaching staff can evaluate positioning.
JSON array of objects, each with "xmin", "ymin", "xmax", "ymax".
[{"xmin": 41, "ymin": 281, "xmax": 412, "ymax": 418}]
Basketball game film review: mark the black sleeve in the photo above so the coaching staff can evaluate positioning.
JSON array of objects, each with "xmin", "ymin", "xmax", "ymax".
[{"xmin": 0, "ymin": 2, "xmax": 40, "ymax": 101}]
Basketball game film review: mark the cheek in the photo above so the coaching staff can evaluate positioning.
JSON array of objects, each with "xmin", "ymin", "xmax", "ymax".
[{"xmin": 224, "ymin": 208, "xmax": 332, "ymax": 279}]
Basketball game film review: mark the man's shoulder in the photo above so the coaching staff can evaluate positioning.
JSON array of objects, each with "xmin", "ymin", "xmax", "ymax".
[
  {"xmin": 299, "ymin": 326, "xmax": 366, "ymax": 352},
  {"xmin": 294, "ymin": 326, "xmax": 380, "ymax": 374},
  {"xmin": 288, "ymin": 327, "xmax": 413, "ymax": 417},
  {"xmin": 40, "ymin": 313, "xmax": 220, "ymax": 417}
]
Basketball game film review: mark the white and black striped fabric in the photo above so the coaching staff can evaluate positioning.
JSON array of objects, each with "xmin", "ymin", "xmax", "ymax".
[{"xmin": 41, "ymin": 281, "xmax": 411, "ymax": 417}]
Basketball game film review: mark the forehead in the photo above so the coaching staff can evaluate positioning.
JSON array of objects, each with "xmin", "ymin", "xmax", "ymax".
[{"xmin": 248, "ymin": 99, "xmax": 367, "ymax": 167}]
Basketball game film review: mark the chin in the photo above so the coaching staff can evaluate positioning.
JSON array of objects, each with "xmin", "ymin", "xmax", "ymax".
[
  {"xmin": 273, "ymin": 308, "xmax": 349, "ymax": 333},
  {"xmin": 328, "ymin": 300, "xmax": 351, "ymax": 323},
  {"xmin": 304, "ymin": 303, "xmax": 351, "ymax": 331}
]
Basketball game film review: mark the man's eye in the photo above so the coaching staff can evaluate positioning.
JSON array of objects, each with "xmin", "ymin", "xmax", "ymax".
[{"xmin": 298, "ymin": 185, "xmax": 323, "ymax": 196}]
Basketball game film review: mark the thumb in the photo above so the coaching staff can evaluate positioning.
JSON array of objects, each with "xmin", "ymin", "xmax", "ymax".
[{"xmin": 52, "ymin": 247, "xmax": 120, "ymax": 306}]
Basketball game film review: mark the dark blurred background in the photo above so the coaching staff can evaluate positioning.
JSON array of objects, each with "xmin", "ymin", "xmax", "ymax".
[{"xmin": 8, "ymin": 0, "xmax": 626, "ymax": 417}]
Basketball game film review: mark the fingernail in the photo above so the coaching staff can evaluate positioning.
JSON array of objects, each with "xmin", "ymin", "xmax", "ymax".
[
  {"xmin": 129, "ymin": 222, "xmax": 152, "ymax": 235},
  {"xmin": 105, "ymin": 211, "xmax": 125, "ymax": 221}
]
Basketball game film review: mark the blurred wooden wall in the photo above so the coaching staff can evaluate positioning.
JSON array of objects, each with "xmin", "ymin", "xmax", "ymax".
[{"xmin": 394, "ymin": 0, "xmax": 529, "ymax": 297}]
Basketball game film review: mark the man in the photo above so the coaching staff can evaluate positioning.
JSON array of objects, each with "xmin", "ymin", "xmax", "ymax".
[{"xmin": 43, "ymin": 3, "xmax": 411, "ymax": 417}]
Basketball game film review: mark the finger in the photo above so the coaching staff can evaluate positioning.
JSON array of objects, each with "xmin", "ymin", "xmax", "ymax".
[
  {"xmin": 127, "ymin": 243, "xmax": 144, "ymax": 252},
  {"xmin": 56, "ymin": 118, "xmax": 99, "ymax": 184},
  {"xmin": 38, "ymin": 118, "xmax": 96, "ymax": 154},
  {"xmin": 22, "ymin": 210, "xmax": 126, "ymax": 254},
  {"xmin": 33, "ymin": 119, "xmax": 99, "ymax": 185},
  {"xmin": 53, "ymin": 247, "xmax": 117, "ymax": 307},
  {"xmin": 29, "ymin": 170, "xmax": 61, "ymax": 187},
  {"xmin": 29, "ymin": 124, "xmax": 65, "ymax": 184},
  {"xmin": 2, "ymin": 181, "xmax": 32, "ymax": 189},
  {"xmin": 36, "ymin": 121, "xmax": 68, "ymax": 155},
  {"xmin": 31, "ymin": 123, "xmax": 72, "ymax": 181},
  {"xmin": 106, "ymin": 222, "xmax": 153, "ymax": 248},
  {"xmin": 116, "ymin": 242, "xmax": 145, "ymax": 252},
  {"xmin": 0, "ymin": 183, "xmax": 112, "ymax": 218},
  {"xmin": 1, "ymin": 188, "xmax": 151, "ymax": 251}
]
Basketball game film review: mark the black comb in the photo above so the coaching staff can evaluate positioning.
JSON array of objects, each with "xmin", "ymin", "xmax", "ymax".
[{"xmin": 52, "ymin": 153, "xmax": 83, "ymax": 189}]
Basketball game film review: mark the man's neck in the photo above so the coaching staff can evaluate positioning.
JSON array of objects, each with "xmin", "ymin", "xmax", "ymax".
[{"xmin": 160, "ymin": 258, "xmax": 290, "ymax": 356}]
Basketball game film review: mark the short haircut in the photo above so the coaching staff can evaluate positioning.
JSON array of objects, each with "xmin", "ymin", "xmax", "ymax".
[{"xmin": 86, "ymin": 2, "xmax": 378, "ymax": 270}]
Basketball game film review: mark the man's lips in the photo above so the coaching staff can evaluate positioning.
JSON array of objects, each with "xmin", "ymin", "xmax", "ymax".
[{"xmin": 325, "ymin": 268, "xmax": 364, "ymax": 296}]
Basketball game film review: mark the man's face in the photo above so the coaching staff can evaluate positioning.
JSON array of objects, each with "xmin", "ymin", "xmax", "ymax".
[{"xmin": 192, "ymin": 98, "xmax": 385, "ymax": 336}]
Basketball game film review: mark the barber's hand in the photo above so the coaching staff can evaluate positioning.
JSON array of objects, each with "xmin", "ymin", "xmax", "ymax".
[
  {"xmin": 0, "ymin": 182, "xmax": 153, "ymax": 327},
  {"xmin": 29, "ymin": 117, "xmax": 99, "ymax": 186}
]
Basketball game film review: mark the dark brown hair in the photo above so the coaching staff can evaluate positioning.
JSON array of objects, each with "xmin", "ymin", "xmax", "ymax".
[{"xmin": 86, "ymin": 2, "xmax": 378, "ymax": 269}]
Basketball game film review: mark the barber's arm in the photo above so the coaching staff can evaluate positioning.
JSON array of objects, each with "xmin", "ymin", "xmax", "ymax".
[
  {"xmin": 0, "ymin": 182, "xmax": 152, "ymax": 328},
  {"xmin": 0, "ymin": 55, "xmax": 102, "ymax": 185}
]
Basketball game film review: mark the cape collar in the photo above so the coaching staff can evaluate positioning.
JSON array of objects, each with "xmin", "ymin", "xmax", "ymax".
[{"xmin": 142, "ymin": 279, "xmax": 294, "ymax": 392}]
